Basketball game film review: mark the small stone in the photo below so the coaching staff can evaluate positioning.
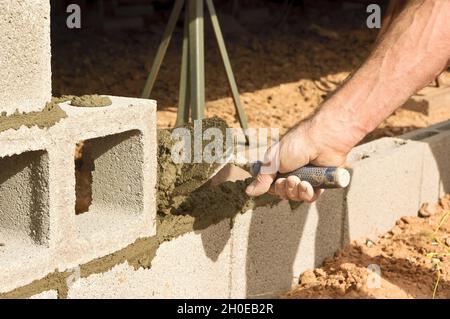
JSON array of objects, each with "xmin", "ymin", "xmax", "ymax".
[
  {"xmin": 418, "ymin": 203, "xmax": 440, "ymax": 218},
  {"xmin": 401, "ymin": 216, "xmax": 415, "ymax": 224},
  {"xmin": 314, "ymin": 268, "xmax": 326, "ymax": 278},
  {"xmin": 336, "ymin": 284, "xmax": 346, "ymax": 295},
  {"xmin": 340, "ymin": 263, "xmax": 356, "ymax": 272},
  {"xmin": 365, "ymin": 239, "xmax": 375, "ymax": 248},
  {"xmin": 446, "ymin": 238, "xmax": 450, "ymax": 247},
  {"xmin": 0, "ymin": 243, "xmax": 4, "ymax": 246},
  {"xmin": 299, "ymin": 270, "xmax": 317, "ymax": 285},
  {"xmin": 391, "ymin": 226, "xmax": 402, "ymax": 235},
  {"xmin": 432, "ymin": 258, "xmax": 441, "ymax": 265}
]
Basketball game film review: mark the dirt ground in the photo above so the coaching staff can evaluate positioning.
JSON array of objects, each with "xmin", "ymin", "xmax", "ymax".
[
  {"xmin": 51, "ymin": 1, "xmax": 450, "ymax": 140},
  {"xmin": 284, "ymin": 195, "xmax": 450, "ymax": 299}
]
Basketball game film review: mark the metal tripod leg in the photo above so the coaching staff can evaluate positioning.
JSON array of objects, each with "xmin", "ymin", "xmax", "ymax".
[
  {"xmin": 176, "ymin": 7, "xmax": 191, "ymax": 126},
  {"xmin": 141, "ymin": 0, "xmax": 185, "ymax": 98},
  {"xmin": 206, "ymin": 0, "xmax": 248, "ymax": 131},
  {"xmin": 188, "ymin": 0, "xmax": 205, "ymax": 120}
]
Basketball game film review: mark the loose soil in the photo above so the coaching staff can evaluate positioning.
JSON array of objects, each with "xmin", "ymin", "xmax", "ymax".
[
  {"xmin": 51, "ymin": 2, "xmax": 450, "ymax": 141},
  {"xmin": 284, "ymin": 195, "xmax": 450, "ymax": 299}
]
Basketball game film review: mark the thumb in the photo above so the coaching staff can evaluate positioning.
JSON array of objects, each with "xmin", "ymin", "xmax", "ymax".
[
  {"xmin": 246, "ymin": 172, "xmax": 276, "ymax": 197},
  {"xmin": 246, "ymin": 142, "xmax": 280, "ymax": 197}
]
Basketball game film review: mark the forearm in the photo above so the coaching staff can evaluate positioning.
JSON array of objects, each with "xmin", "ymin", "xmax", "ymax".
[{"xmin": 312, "ymin": 0, "xmax": 450, "ymax": 153}]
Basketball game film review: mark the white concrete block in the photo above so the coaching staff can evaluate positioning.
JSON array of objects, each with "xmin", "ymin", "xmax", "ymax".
[
  {"xmin": 53, "ymin": 97, "xmax": 157, "ymax": 267},
  {"xmin": 0, "ymin": 128, "xmax": 58, "ymax": 293},
  {"xmin": 230, "ymin": 189, "xmax": 346, "ymax": 298},
  {"xmin": 345, "ymin": 138, "xmax": 424, "ymax": 241},
  {"xmin": 67, "ymin": 219, "xmax": 232, "ymax": 299},
  {"xmin": 29, "ymin": 290, "xmax": 58, "ymax": 299},
  {"xmin": 0, "ymin": 0, "xmax": 51, "ymax": 114},
  {"xmin": 399, "ymin": 121, "xmax": 450, "ymax": 203},
  {"xmin": 0, "ymin": 96, "xmax": 157, "ymax": 293}
]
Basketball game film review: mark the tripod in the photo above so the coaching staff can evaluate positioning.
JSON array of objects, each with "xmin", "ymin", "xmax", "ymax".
[{"xmin": 141, "ymin": 0, "xmax": 248, "ymax": 130}]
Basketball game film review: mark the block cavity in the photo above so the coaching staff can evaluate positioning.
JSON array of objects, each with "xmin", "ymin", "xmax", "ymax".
[{"xmin": 75, "ymin": 130, "xmax": 145, "ymax": 244}]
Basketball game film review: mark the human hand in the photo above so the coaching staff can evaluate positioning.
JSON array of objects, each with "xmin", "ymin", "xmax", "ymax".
[{"xmin": 245, "ymin": 116, "xmax": 351, "ymax": 202}]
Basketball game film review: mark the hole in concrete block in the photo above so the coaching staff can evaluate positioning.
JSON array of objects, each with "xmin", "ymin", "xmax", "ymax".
[
  {"xmin": 408, "ymin": 130, "xmax": 439, "ymax": 141},
  {"xmin": 74, "ymin": 130, "xmax": 144, "ymax": 238},
  {"xmin": 0, "ymin": 150, "xmax": 49, "ymax": 253}
]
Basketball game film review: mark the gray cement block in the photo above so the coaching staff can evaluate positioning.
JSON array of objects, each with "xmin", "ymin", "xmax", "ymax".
[
  {"xmin": 0, "ymin": 127, "xmax": 58, "ymax": 293},
  {"xmin": 0, "ymin": 96, "xmax": 157, "ymax": 292},
  {"xmin": 399, "ymin": 121, "xmax": 450, "ymax": 203},
  {"xmin": 67, "ymin": 219, "xmax": 232, "ymax": 299},
  {"xmin": 0, "ymin": 150, "xmax": 49, "ymax": 246},
  {"xmin": 230, "ymin": 189, "xmax": 346, "ymax": 298},
  {"xmin": 345, "ymin": 138, "xmax": 424, "ymax": 241},
  {"xmin": 51, "ymin": 96, "xmax": 157, "ymax": 267},
  {"xmin": 0, "ymin": 0, "xmax": 51, "ymax": 114}
]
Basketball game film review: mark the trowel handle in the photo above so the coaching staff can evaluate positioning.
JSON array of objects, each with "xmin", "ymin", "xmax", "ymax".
[{"xmin": 249, "ymin": 161, "xmax": 350, "ymax": 189}]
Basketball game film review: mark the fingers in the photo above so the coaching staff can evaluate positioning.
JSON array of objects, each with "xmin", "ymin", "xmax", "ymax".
[
  {"xmin": 269, "ymin": 176, "xmax": 323, "ymax": 202},
  {"xmin": 245, "ymin": 172, "xmax": 276, "ymax": 197}
]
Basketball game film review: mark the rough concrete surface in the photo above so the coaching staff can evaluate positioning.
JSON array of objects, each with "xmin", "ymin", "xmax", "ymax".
[
  {"xmin": 0, "ymin": 96, "xmax": 156, "ymax": 293},
  {"xmin": 68, "ymin": 219, "xmax": 232, "ymax": 299},
  {"xmin": 230, "ymin": 191, "xmax": 346, "ymax": 298},
  {"xmin": 52, "ymin": 96, "xmax": 157, "ymax": 267},
  {"xmin": 344, "ymin": 138, "xmax": 424, "ymax": 241},
  {"xmin": 0, "ymin": 0, "xmax": 51, "ymax": 114},
  {"xmin": 29, "ymin": 290, "xmax": 58, "ymax": 299},
  {"xmin": 399, "ymin": 120, "xmax": 450, "ymax": 204}
]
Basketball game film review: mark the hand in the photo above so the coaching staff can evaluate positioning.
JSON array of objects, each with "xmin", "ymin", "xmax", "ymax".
[{"xmin": 245, "ymin": 116, "xmax": 351, "ymax": 202}]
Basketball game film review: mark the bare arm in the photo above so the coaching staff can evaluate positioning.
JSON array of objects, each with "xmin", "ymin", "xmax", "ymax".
[
  {"xmin": 313, "ymin": 0, "xmax": 450, "ymax": 154},
  {"xmin": 246, "ymin": 0, "xmax": 450, "ymax": 200}
]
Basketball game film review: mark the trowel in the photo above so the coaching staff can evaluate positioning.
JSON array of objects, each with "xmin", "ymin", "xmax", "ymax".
[
  {"xmin": 246, "ymin": 161, "xmax": 351, "ymax": 189},
  {"xmin": 209, "ymin": 157, "xmax": 351, "ymax": 189}
]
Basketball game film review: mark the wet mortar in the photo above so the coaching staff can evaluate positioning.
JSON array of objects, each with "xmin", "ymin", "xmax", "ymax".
[
  {"xmin": 0, "ymin": 95, "xmax": 114, "ymax": 134},
  {"xmin": 70, "ymin": 95, "xmax": 112, "ymax": 107},
  {"xmin": 0, "ymin": 98, "xmax": 67, "ymax": 133}
]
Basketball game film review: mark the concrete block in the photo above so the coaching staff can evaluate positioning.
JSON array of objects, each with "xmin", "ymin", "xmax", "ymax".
[
  {"xmin": 345, "ymin": 138, "xmax": 424, "ymax": 241},
  {"xmin": 0, "ymin": 96, "xmax": 157, "ymax": 292},
  {"xmin": 51, "ymin": 96, "xmax": 157, "ymax": 267},
  {"xmin": 399, "ymin": 121, "xmax": 450, "ymax": 203},
  {"xmin": 67, "ymin": 219, "xmax": 232, "ymax": 299},
  {"xmin": 0, "ymin": 0, "xmax": 51, "ymax": 114},
  {"xmin": 0, "ymin": 125, "xmax": 63, "ymax": 293},
  {"xmin": 230, "ymin": 189, "xmax": 346, "ymax": 298},
  {"xmin": 29, "ymin": 290, "xmax": 58, "ymax": 299}
]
